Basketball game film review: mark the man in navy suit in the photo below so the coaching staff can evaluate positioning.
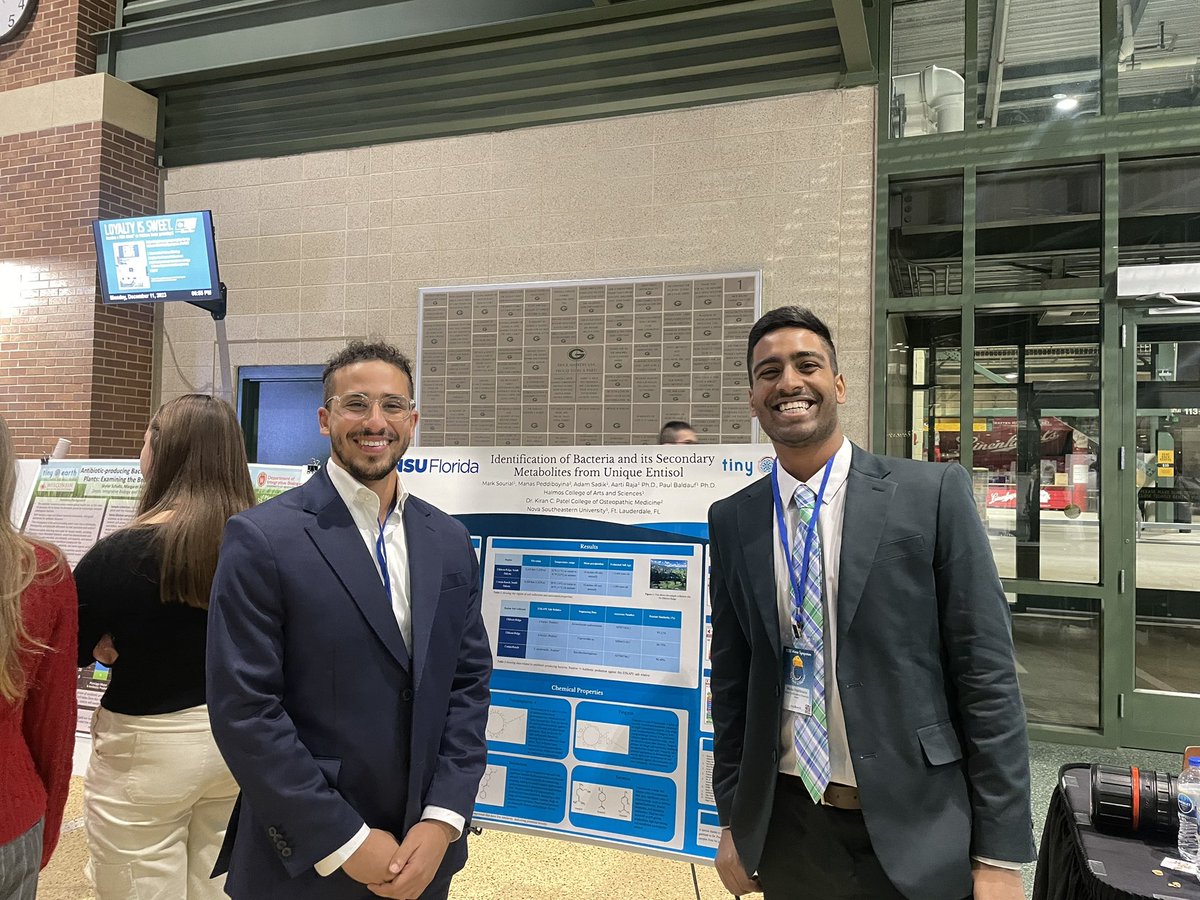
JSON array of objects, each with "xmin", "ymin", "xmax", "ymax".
[
  {"xmin": 208, "ymin": 340, "xmax": 491, "ymax": 899},
  {"xmin": 708, "ymin": 307, "xmax": 1033, "ymax": 899}
]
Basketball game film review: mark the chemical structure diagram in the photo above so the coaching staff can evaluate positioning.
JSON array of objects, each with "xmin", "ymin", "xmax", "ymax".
[
  {"xmin": 574, "ymin": 720, "xmax": 629, "ymax": 754},
  {"xmin": 486, "ymin": 708, "xmax": 527, "ymax": 743},
  {"xmin": 571, "ymin": 781, "xmax": 633, "ymax": 821},
  {"xmin": 475, "ymin": 765, "xmax": 506, "ymax": 805}
]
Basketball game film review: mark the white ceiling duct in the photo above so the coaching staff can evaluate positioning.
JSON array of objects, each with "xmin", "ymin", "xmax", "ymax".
[
  {"xmin": 892, "ymin": 65, "xmax": 965, "ymax": 137},
  {"xmin": 1127, "ymin": 54, "xmax": 1199, "ymax": 71},
  {"xmin": 1120, "ymin": 3, "xmax": 1135, "ymax": 63}
]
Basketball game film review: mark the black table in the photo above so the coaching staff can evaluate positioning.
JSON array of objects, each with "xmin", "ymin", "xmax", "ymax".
[{"xmin": 1033, "ymin": 763, "xmax": 1200, "ymax": 900}]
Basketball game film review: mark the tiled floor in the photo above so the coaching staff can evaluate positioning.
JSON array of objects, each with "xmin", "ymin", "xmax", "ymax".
[{"xmin": 35, "ymin": 740, "xmax": 1186, "ymax": 900}]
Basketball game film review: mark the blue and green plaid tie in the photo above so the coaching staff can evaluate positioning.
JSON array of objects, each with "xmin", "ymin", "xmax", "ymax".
[{"xmin": 792, "ymin": 482, "xmax": 830, "ymax": 803}]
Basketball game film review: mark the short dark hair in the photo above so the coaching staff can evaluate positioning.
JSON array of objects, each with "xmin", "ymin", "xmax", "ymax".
[
  {"xmin": 745, "ymin": 306, "xmax": 838, "ymax": 381},
  {"xmin": 322, "ymin": 340, "xmax": 415, "ymax": 400},
  {"xmin": 658, "ymin": 421, "xmax": 694, "ymax": 443}
]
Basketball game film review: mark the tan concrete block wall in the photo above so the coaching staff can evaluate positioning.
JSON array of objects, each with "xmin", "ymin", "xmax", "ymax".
[{"xmin": 162, "ymin": 88, "xmax": 876, "ymax": 443}]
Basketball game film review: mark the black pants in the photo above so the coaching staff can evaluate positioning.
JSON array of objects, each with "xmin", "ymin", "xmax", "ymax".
[{"xmin": 757, "ymin": 775, "xmax": 909, "ymax": 900}]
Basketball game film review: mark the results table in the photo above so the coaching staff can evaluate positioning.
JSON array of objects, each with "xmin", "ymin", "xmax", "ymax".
[{"xmin": 498, "ymin": 601, "xmax": 682, "ymax": 672}]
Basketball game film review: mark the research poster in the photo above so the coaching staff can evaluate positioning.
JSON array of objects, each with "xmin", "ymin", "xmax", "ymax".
[
  {"xmin": 19, "ymin": 459, "xmax": 314, "ymax": 743},
  {"xmin": 21, "ymin": 460, "xmax": 144, "ymax": 568},
  {"xmin": 402, "ymin": 443, "xmax": 773, "ymax": 862}
]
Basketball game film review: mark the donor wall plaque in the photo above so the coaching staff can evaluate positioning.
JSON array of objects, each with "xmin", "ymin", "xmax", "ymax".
[{"xmin": 417, "ymin": 273, "xmax": 760, "ymax": 447}]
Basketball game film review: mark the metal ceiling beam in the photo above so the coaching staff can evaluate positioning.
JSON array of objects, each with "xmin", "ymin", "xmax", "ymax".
[
  {"xmin": 830, "ymin": 0, "xmax": 874, "ymax": 83},
  {"xmin": 161, "ymin": 10, "xmax": 836, "ymax": 103},
  {"xmin": 164, "ymin": 45, "xmax": 840, "ymax": 139},
  {"xmin": 98, "ymin": 0, "xmax": 820, "ymax": 88},
  {"xmin": 100, "ymin": 0, "xmax": 598, "ymax": 84},
  {"xmin": 161, "ymin": 71, "xmax": 841, "ymax": 166},
  {"xmin": 982, "ymin": 0, "xmax": 1010, "ymax": 128}
]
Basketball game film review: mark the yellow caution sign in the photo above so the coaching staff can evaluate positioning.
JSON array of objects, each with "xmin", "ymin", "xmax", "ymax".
[{"xmin": 1158, "ymin": 449, "xmax": 1174, "ymax": 464}]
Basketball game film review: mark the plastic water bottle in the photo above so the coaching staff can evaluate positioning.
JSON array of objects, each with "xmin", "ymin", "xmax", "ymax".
[{"xmin": 1178, "ymin": 755, "xmax": 1200, "ymax": 863}]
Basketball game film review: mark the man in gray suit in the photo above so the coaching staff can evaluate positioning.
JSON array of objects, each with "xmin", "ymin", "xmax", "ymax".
[{"xmin": 708, "ymin": 306, "xmax": 1034, "ymax": 900}]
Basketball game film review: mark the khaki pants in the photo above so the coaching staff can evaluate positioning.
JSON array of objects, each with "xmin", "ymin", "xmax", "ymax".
[{"xmin": 84, "ymin": 705, "xmax": 238, "ymax": 900}]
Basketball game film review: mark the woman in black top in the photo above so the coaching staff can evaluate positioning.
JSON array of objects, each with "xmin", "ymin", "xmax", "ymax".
[{"xmin": 75, "ymin": 395, "xmax": 255, "ymax": 900}]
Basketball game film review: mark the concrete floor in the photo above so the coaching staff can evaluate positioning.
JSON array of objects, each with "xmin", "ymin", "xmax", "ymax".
[{"xmin": 33, "ymin": 741, "xmax": 1183, "ymax": 900}]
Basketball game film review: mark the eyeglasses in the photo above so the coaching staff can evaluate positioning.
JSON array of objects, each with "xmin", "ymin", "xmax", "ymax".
[{"xmin": 326, "ymin": 392, "xmax": 417, "ymax": 421}]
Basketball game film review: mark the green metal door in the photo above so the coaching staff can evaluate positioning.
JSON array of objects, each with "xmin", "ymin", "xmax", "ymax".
[{"xmin": 1118, "ymin": 308, "xmax": 1200, "ymax": 751}]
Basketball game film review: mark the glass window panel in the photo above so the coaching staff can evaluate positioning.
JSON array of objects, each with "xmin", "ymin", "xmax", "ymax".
[
  {"xmin": 1118, "ymin": 0, "xmax": 1200, "ymax": 113},
  {"xmin": 888, "ymin": 176, "xmax": 964, "ymax": 297},
  {"xmin": 885, "ymin": 312, "xmax": 962, "ymax": 459},
  {"xmin": 971, "ymin": 307, "xmax": 1101, "ymax": 583},
  {"xmin": 1010, "ymin": 591, "xmax": 1101, "ymax": 728},
  {"xmin": 976, "ymin": 0, "xmax": 1100, "ymax": 129},
  {"xmin": 1120, "ymin": 155, "xmax": 1200, "ymax": 268},
  {"xmin": 889, "ymin": 0, "xmax": 965, "ymax": 139},
  {"xmin": 1133, "ymin": 320, "xmax": 1200, "ymax": 697},
  {"xmin": 976, "ymin": 164, "xmax": 1102, "ymax": 292}
]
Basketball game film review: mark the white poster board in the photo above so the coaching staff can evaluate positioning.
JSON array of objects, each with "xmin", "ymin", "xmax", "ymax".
[{"xmin": 401, "ymin": 443, "xmax": 772, "ymax": 862}]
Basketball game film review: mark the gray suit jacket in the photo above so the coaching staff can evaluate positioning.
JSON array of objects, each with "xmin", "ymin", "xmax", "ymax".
[{"xmin": 707, "ymin": 444, "xmax": 1035, "ymax": 900}]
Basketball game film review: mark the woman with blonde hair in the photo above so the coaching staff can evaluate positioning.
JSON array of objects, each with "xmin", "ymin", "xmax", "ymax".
[
  {"xmin": 0, "ymin": 416, "xmax": 77, "ymax": 900},
  {"xmin": 75, "ymin": 394, "xmax": 255, "ymax": 899}
]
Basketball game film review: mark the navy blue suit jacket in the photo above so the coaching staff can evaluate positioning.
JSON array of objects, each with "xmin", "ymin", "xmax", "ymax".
[{"xmin": 207, "ymin": 466, "xmax": 491, "ymax": 899}]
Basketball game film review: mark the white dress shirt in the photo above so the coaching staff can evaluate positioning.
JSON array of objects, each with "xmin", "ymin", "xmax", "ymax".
[
  {"xmin": 314, "ymin": 457, "xmax": 464, "ymax": 877},
  {"xmin": 773, "ymin": 436, "xmax": 855, "ymax": 786},
  {"xmin": 770, "ymin": 439, "xmax": 1019, "ymax": 871}
]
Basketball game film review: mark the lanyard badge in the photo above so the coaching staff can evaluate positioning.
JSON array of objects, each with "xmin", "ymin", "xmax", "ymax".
[
  {"xmin": 770, "ymin": 455, "xmax": 834, "ymax": 647},
  {"xmin": 375, "ymin": 498, "xmax": 399, "ymax": 599}
]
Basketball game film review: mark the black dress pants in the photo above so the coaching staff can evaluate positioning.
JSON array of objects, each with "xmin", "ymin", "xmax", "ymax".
[{"xmin": 756, "ymin": 775, "xmax": 911, "ymax": 900}]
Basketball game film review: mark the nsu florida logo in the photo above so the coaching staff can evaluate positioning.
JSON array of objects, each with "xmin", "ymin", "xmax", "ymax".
[{"xmin": 398, "ymin": 457, "xmax": 480, "ymax": 474}]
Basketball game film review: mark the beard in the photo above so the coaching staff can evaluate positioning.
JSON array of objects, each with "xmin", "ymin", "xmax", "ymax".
[{"xmin": 330, "ymin": 427, "xmax": 408, "ymax": 484}]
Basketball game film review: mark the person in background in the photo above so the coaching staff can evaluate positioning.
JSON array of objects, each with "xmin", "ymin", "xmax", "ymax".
[
  {"xmin": 707, "ymin": 306, "xmax": 1033, "ymax": 900},
  {"xmin": 207, "ymin": 340, "xmax": 491, "ymax": 900},
  {"xmin": 0, "ymin": 416, "xmax": 77, "ymax": 900},
  {"xmin": 658, "ymin": 421, "xmax": 699, "ymax": 445},
  {"xmin": 74, "ymin": 395, "xmax": 255, "ymax": 899}
]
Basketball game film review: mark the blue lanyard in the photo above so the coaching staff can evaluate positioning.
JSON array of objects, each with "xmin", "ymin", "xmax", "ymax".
[
  {"xmin": 375, "ymin": 498, "xmax": 398, "ymax": 600},
  {"xmin": 771, "ymin": 455, "xmax": 835, "ymax": 637}
]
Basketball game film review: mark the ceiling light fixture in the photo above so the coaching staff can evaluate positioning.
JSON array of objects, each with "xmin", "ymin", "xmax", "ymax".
[{"xmin": 1055, "ymin": 96, "xmax": 1079, "ymax": 111}]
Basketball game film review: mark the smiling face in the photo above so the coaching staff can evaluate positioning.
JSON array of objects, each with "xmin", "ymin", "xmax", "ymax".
[
  {"xmin": 748, "ymin": 326, "xmax": 845, "ymax": 451},
  {"xmin": 318, "ymin": 360, "xmax": 419, "ymax": 487}
]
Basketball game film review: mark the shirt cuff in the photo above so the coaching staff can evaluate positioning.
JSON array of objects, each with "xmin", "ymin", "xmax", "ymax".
[
  {"xmin": 315, "ymin": 823, "xmax": 369, "ymax": 877},
  {"xmin": 971, "ymin": 856, "xmax": 1023, "ymax": 871},
  {"xmin": 421, "ymin": 806, "xmax": 465, "ymax": 841}
]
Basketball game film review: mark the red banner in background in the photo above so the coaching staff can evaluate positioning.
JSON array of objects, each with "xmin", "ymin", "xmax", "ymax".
[
  {"xmin": 985, "ymin": 485, "xmax": 1071, "ymax": 510},
  {"xmin": 938, "ymin": 416, "xmax": 1076, "ymax": 469}
]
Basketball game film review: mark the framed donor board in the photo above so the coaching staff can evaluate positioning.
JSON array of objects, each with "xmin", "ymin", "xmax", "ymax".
[{"xmin": 416, "ymin": 273, "xmax": 761, "ymax": 447}]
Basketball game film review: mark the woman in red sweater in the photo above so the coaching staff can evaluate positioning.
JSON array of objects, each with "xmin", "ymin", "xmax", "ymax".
[{"xmin": 0, "ymin": 416, "xmax": 78, "ymax": 899}]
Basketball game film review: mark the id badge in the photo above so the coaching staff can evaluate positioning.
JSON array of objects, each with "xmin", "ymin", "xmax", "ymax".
[{"xmin": 782, "ymin": 646, "xmax": 816, "ymax": 717}]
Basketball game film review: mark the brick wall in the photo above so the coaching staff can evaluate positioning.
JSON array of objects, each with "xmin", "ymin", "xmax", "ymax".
[
  {"xmin": 90, "ymin": 123, "xmax": 158, "ymax": 457},
  {"xmin": 0, "ymin": 0, "xmax": 115, "ymax": 89},
  {"xmin": 0, "ymin": 117, "xmax": 158, "ymax": 458},
  {"xmin": 1, "ymin": 0, "xmax": 157, "ymax": 459}
]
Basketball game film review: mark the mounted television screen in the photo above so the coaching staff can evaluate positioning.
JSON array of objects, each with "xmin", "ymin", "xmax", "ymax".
[{"xmin": 92, "ymin": 210, "xmax": 220, "ymax": 304}]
